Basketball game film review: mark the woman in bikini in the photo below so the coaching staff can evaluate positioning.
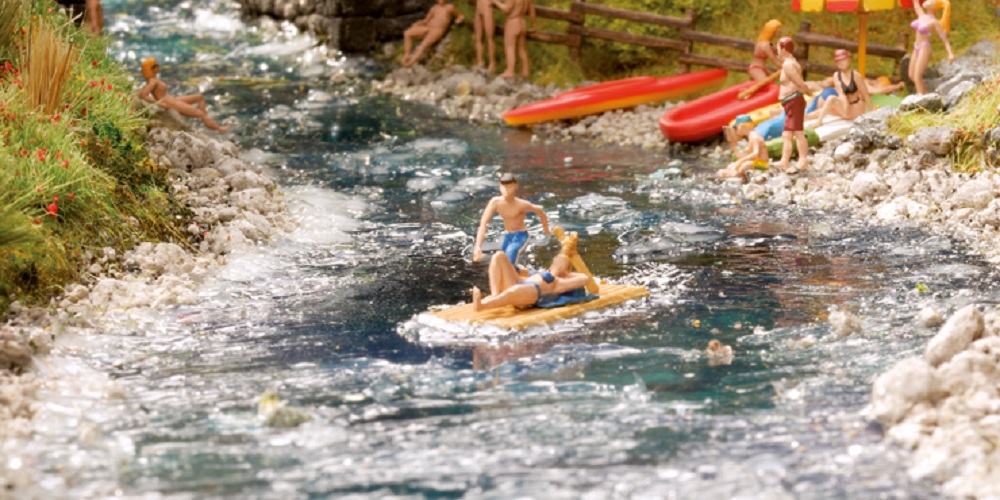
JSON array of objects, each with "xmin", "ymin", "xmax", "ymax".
[
  {"xmin": 810, "ymin": 49, "xmax": 872, "ymax": 127},
  {"xmin": 908, "ymin": 0, "xmax": 954, "ymax": 95},
  {"xmin": 748, "ymin": 19, "xmax": 783, "ymax": 81},
  {"xmin": 471, "ymin": 250, "xmax": 591, "ymax": 312},
  {"xmin": 137, "ymin": 58, "xmax": 230, "ymax": 133}
]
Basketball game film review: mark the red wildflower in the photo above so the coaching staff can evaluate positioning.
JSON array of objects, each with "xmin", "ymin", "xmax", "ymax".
[
  {"xmin": 60, "ymin": 160, "xmax": 68, "ymax": 168},
  {"xmin": 67, "ymin": 193, "xmax": 75, "ymax": 201},
  {"xmin": 34, "ymin": 219, "xmax": 40, "ymax": 224},
  {"xmin": 92, "ymin": 60, "xmax": 98, "ymax": 67},
  {"xmin": 53, "ymin": 196, "xmax": 58, "ymax": 202},
  {"xmin": 46, "ymin": 203, "xmax": 57, "ymax": 218}
]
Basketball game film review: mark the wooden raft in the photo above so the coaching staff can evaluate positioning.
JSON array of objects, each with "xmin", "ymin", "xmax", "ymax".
[{"xmin": 430, "ymin": 282, "xmax": 650, "ymax": 330}]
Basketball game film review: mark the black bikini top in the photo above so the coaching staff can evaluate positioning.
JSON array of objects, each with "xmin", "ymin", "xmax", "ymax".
[{"xmin": 838, "ymin": 70, "xmax": 858, "ymax": 95}]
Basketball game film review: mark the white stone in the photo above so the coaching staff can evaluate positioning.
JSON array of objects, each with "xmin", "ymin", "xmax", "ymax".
[
  {"xmin": 849, "ymin": 171, "xmax": 887, "ymax": 201},
  {"xmin": 918, "ymin": 305, "xmax": 944, "ymax": 328},
  {"xmin": 870, "ymin": 357, "xmax": 942, "ymax": 426},
  {"xmin": 925, "ymin": 305, "xmax": 984, "ymax": 367},
  {"xmin": 829, "ymin": 309, "xmax": 863, "ymax": 338}
]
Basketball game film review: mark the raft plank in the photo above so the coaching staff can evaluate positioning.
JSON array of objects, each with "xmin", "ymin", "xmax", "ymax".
[{"xmin": 430, "ymin": 283, "xmax": 649, "ymax": 330}]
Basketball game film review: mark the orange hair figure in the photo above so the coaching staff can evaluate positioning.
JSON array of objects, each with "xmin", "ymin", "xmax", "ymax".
[
  {"xmin": 931, "ymin": 0, "xmax": 951, "ymax": 34},
  {"xmin": 141, "ymin": 57, "xmax": 158, "ymax": 80},
  {"xmin": 758, "ymin": 19, "xmax": 782, "ymax": 43}
]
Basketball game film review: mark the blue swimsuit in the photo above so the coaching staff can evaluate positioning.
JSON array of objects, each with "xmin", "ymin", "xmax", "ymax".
[{"xmin": 501, "ymin": 231, "xmax": 529, "ymax": 270}]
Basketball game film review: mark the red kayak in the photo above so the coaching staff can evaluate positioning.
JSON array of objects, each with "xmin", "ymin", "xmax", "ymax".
[
  {"xmin": 503, "ymin": 69, "xmax": 728, "ymax": 126},
  {"xmin": 658, "ymin": 81, "xmax": 780, "ymax": 143}
]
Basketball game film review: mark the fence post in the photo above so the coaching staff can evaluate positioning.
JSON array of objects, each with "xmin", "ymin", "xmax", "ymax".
[
  {"xmin": 569, "ymin": 0, "xmax": 584, "ymax": 61},
  {"xmin": 677, "ymin": 8, "xmax": 694, "ymax": 74},
  {"xmin": 798, "ymin": 21, "xmax": 811, "ymax": 80}
]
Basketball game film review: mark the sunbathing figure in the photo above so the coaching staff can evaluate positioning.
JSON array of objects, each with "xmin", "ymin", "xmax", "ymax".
[
  {"xmin": 401, "ymin": 0, "xmax": 465, "ymax": 68},
  {"xmin": 137, "ymin": 57, "xmax": 230, "ymax": 133},
  {"xmin": 809, "ymin": 49, "xmax": 872, "ymax": 127},
  {"xmin": 472, "ymin": 230, "xmax": 594, "ymax": 312}
]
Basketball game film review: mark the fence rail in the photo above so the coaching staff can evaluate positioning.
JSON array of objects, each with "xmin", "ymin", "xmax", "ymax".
[{"xmin": 463, "ymin": 1, "xmax": 907, "ymax": 79}]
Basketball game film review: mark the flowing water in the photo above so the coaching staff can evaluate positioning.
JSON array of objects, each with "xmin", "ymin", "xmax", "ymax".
[{"xmin": 8, "ymin": 1, "xmax": 1000, "ymax": 498}]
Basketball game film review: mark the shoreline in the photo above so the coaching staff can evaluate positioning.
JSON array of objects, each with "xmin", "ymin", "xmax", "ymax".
[
  {"xmin": 2, "ymin": 38, "xmax": 998, "ymax": 495},
  {"xmin": 0, "ymin": 112, "xmax": 292, "ymax": 443},
  {"xmin": 372, "ymin": 46, "xmax": 1000, "ymax": 497}
]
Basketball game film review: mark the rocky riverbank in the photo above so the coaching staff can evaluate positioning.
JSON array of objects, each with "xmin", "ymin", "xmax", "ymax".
[
  {"xmin": 724, "ymin": 42, "xmax": 1000, "ymax": 498},
  {"xmin": 376, "ymin": 43, "xmax": 1000, "ymax": 498},
  {"xmin": 372, "ymin": 65, "xmax": 675, "ymax": 151},
  {"xmin": 0, "ymin": 112, "xmax": 290, "ymax": 442}
]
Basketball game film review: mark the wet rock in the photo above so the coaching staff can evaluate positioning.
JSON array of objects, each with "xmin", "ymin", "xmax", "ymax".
[
  {"xmin": 829, "ymin": 309, "xmax": 862, "ymax": 338},
  {"xmin": 918, "ymin": 305, "xmax": 944, "ymax": 328},
  {"xmin": 900, "ymin": 93, "xmax": 944, "ymax": 113},
  {"xmin": 909, "ymin": 127, "xmax": 955, "ymax": 156},
  {"xmin": 871, "ymin": 357, "xmax": 942, "ymax": 426},
  {"xmin": 925, "ymin": 305, "xmax": 983, "ymax": 367}
]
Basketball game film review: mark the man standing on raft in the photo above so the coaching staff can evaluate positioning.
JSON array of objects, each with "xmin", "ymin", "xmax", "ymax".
[
  {"xmin": 776, "ymin": 37, "xmax": 810, "ymax": 175},
  {"xmin": 473, "ymin": 173, "xmax": 551, "ymax": 270}
]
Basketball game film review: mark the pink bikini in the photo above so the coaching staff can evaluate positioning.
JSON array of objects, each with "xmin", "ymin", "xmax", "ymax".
[{"xmin": 911, "ymin": 16, "xmax": 933, "ymax": 55}]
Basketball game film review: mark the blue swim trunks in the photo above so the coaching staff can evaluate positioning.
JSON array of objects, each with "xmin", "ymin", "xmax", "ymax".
[{"xmin": 501, "ymin": 231, "xmax": 529, "ymax": 270}]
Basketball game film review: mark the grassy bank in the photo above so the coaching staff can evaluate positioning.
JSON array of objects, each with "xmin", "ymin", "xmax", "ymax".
[
  {"xmin": 441, "ymin": 0, "xmax": 999, "ymax": 88},
  {"xmin": 0, "ymin": 0, "xmax": 187, "ymax": 317}
]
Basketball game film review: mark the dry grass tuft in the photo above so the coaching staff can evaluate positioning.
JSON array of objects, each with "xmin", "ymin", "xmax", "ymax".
[
  {"xmin": 0, "ymin": 0, "xmax": 24, "ymax": 61},
  {"xmin": 21, "ymin": 17, "xmax": 77, "ymax": 114}
]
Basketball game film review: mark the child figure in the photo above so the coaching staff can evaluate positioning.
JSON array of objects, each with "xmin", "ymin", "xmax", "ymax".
[
  {"xmin": 473, "ymin": 172, "xmax": 551, "ymax": 269},
  {"xmin": 719, "ymin": 115, "xmax": 768, "ymax": 180}
]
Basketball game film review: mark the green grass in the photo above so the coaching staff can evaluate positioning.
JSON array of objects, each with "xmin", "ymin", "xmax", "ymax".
[
  {"xmin": 0, "ymin": 0, "xmax": 190, "ymax": 317},
  {"xmin": 888, "ymin": 71, "xmax": 1000, "ymax": 173},
  {"xmin": 436, "ymin": 0, "xmax": 999, "ymax": 91}
]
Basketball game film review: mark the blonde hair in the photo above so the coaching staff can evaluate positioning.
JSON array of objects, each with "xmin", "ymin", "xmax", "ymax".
[
  {"xmin": 924, "ymin": 0, "xmax": 951, "ymax": 33},
  {"xmin": 758, "ymin": 19, "xmax": 782, "ymax": 43},
  {"xmin": 141, "ymin": 57, "xmax": 158, "ymax": 80}
]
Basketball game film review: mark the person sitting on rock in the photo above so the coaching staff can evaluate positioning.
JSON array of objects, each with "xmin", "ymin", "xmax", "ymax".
[
  {"xmin": 401, "ymin": 0, "xmax": 465, "ymax": 68},
  {"xmin": 719, "ymin": 115, "xmax": 768, "ymax": 180},
  {"xmin": 809, "ymin": 49, "xmax": 872, "ymax": 127},
  {"xmin": 137, "ymin": 57, "xmax": 230, "ymax": 133}
]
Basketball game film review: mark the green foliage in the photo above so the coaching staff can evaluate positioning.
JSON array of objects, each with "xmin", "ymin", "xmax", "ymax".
[
  {"xmin": 888, "ymin": 71, "xmax": 1000, "ymax": 173},
  {"xmin": 0, "ymin": 0, "xmax": 190, "ymax": 316}
]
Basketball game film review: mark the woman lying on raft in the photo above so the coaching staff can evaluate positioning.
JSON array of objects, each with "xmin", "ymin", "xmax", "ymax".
[{"xmin": 472, "ymin": 250, "xmax": 593, "ymax": 312}]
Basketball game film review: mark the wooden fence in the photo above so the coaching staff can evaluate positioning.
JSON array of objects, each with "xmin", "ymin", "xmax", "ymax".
[{"xmin": 464, "ymin": 0, "xmax": 908, "ymax": 78}]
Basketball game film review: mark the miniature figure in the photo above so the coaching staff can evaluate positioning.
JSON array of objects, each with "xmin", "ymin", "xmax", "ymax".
[
  {"xmin": 137, "ymin": 57, "xmax": 231, "ymax": 133},
  {"xmin": 810, "ymin": 49, "xmax": 872, "ymax": 127},
  {"xmin": 775, "ymin": 37, "xmax": 810, "ymax": 175},
  {"xmin": 472, "ymin": 239, "xmax": 591, "ymax": 312},
  {"xmin": 473, "ymin": 172, "xmax": 551, "ymax": 268},
  {"xmin": 706, "ymin": 340, "xmax": 733, "ymax": 367},
  {"xmin": 401, "ymin": 0, "xmax": 465, "ymax": 68},
  {"xmin": 473, "ymin": 0, "xmax": 497, "ymax": 72},
  {"xmin": 492, "ymin": 0, "xmax": 536, "ymax": 79},
  {"xmin": 55, "ymin": 0, "xmax": 103, "ymax": 35},
  {"xmin": 908, "ymin": 0, "xmax": 953, "ymax": 95},
  {"xmin": 719, "ymin": 115, "xmax": 768, "ymax": 180},
  {"xmin": 748, "ymin": 19, "xmax": 783, "ymax": 81}
]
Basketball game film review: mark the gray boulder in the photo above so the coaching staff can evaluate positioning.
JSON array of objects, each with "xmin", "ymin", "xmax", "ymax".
[
  {"xmin": 900, "ymin": 93, "xmax": 943, "ymax": 113},
  {"xmin": 909, "ymin": 127, "xmax": 955, "ymax": 156}
]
